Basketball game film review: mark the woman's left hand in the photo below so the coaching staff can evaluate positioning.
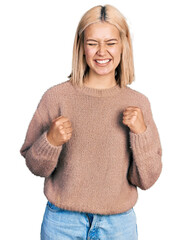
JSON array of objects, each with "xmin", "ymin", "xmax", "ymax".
[{"xmin": 122, "ymin": 106, "xmax": 147, "ymax": 134}]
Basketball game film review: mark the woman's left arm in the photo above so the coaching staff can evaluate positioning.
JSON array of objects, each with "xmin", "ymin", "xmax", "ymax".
[{"xmin": 123, "ymin": 96, "xmax": 162, "ymax": 190}]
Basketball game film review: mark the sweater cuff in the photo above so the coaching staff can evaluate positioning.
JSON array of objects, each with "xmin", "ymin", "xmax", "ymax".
[
  {"xmin": 129, "ymin": 124, "xmax": 154, "ymax": 155},
  {"xmin": 33, "ymin": 131, "xmax": 63, "ymax": 161}
]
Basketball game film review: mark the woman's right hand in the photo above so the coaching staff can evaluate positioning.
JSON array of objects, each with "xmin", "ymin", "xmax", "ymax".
[{"xmin": 46, "ymin": 116, "xmax": 73, "ymax": 146}]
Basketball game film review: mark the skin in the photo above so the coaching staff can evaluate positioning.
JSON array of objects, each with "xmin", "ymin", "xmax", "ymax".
[
  {"xmin": 47, "ymin": 116, "xmax": 73, "ymax": 146},
  {"xmin": 83, "ymin": 22, "xmax": 122, "ymax": 89},
  {"xmin": 47, "ymin": 22, "xmax": 146, "ymax": 146},
  {"xmin": 122, "ymin": 106, "xmax": 147, "ymax": 134}
]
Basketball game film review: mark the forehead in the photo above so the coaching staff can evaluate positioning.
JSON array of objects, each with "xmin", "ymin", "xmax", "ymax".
[{"xmin": 84, "ymin": 22, "xmax": 120, "ymax": 40}]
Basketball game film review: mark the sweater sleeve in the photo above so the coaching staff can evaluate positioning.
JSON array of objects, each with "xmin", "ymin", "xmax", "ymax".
[
  {"xmin": 20, "ymin": 90, "xmax": 63, "ymax": 178},
  {"xmin": 127, "ymin": 96, "xmax": 162, "ymax": 190}
]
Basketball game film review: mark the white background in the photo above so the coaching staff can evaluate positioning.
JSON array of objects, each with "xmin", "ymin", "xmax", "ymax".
[{"xmin": 1, "ymin": 0, "xmax": 181, "ymax": 239}]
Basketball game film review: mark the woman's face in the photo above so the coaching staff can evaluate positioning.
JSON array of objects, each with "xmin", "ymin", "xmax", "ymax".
[{"xmin": 83, "ymin": 22, "xmax": 122, "ymax": 79}]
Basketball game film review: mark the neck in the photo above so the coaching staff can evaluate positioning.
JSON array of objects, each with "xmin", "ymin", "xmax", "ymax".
[{"xmin": 83, "ymin": 72, "xmax": 117, "ymax": 89}]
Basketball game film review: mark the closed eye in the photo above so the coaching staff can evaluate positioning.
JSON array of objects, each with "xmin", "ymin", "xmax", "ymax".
[
  {"xmin": 107, "ymin": 43, "xmax": 116, "ymax": 46},
  {"xmin": 88, "ymin": 43, "xmax": 97, "ymax": 46}
]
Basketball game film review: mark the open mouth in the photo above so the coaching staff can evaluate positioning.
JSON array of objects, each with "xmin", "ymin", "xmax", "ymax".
[{"xmin": 95, "ymin": 59, "xmax": 111, "ymax": 64}]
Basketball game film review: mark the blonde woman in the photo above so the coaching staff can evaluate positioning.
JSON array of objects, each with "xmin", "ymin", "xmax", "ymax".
[{"xmin": 20, "ymin": 4, "xmax": 162, "ymax": 240}]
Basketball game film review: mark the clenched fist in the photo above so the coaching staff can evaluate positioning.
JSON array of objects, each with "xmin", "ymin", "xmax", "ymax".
[
  {"xmin": 122, "ymin": 106, "xmax": 147, "ymax": 134},
  {"xmin": 47, "ymin": 116, "xmax": 73, "ymax": 146}
]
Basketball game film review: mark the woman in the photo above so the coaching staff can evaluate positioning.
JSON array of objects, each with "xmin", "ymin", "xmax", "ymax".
[{"xmin": 20, "ymin": 4, "xmax": 162, "ymax": 240}]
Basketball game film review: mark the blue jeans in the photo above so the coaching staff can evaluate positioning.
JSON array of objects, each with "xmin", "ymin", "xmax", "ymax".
[{"xmin": 41, "ymin": 201, "xmax": 138, "ymax": 240}]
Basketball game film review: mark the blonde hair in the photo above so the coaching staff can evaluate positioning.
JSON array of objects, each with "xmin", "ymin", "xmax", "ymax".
[{"xmin": 68, "ymin": 4, "xmax": 135, "ymax": 88}]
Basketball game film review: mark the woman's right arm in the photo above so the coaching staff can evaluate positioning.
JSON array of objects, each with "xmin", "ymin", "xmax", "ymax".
[{"xmin": 20, "ymin": 90, "xmax": 63, "ymax": 178}]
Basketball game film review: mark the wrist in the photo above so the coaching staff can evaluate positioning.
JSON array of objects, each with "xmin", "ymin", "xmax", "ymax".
[
  {"xmin": 130, "ymin": 125, "xmax": 147, "ymax": 134},
  {"xmin": 46, "ymin": 132, "xmax": 57, "ymax": 146}
]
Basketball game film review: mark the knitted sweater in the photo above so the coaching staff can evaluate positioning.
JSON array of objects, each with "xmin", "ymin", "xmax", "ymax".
[{"xmin": 20, "ymin": 80, "xmax": 162, "ymax": 215}]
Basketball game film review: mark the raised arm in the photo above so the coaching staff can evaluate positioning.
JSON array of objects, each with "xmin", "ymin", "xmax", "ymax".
[
  {"xmin": 20, "ymin": 90, "xmax": 64, "ymax": 178},
  {"xmin": 124, "ymin": 96, "xmax": 162, "ymax": 190}
]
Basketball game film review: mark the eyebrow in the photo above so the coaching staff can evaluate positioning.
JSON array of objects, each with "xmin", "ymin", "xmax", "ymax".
[{"xmin": 86, "ymin": 38, "xmax": 118, "ymax": 42}]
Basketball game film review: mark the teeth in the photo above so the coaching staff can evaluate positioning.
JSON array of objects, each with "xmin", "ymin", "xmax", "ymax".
[{"xmin": 96, "ymin": 59, "xmax": 110, "ymax": 64}]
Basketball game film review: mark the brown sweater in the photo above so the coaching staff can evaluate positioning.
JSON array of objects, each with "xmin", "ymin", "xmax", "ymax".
[{"xmin": 20, "ymin": 80, "xmax": 162, "ymax": 215}]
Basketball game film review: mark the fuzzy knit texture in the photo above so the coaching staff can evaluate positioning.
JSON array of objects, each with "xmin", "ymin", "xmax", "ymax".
[{"xmin": 20, "ymin": 79, "xmax": 162, "ymax": 215}]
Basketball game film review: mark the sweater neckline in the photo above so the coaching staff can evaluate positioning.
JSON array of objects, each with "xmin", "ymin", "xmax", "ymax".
[{"xmin": 73, "ymin": 82, "xmax": 126, "ymax": 97}]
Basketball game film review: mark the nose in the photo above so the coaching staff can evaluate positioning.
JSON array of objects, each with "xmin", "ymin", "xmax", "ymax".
[{"xmin": 97, "ymin": 43, "xmax": 107, "ymax": 56}]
